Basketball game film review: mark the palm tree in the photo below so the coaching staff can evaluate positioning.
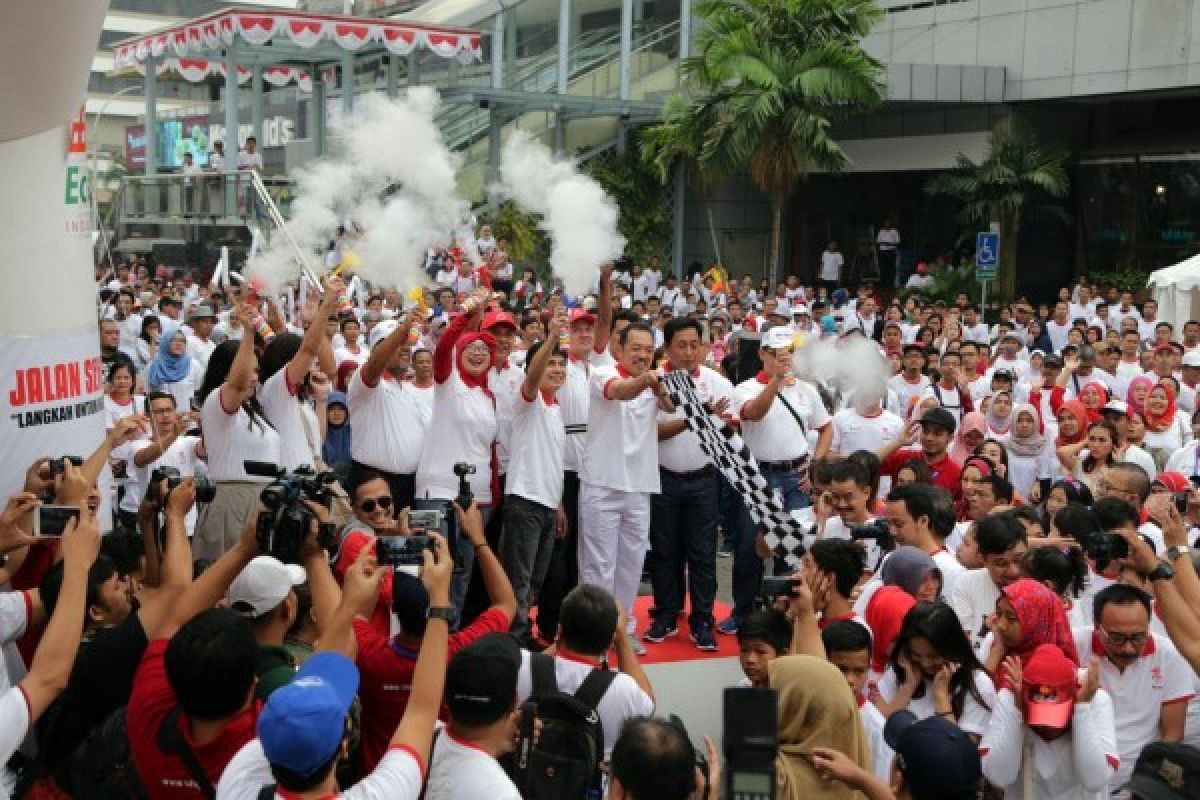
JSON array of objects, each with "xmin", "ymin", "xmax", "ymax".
[
  {"xmin": 642, "ymin": 0, "xmax": 885, "ymax": 285},
  {"xmin": 925, "ymin": 117, "xmax": 1070, "ymax": 302}
]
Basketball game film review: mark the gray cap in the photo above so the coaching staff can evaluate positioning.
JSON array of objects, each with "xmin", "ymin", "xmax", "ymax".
[{"xmin": 187, "ymin": 303, "xmax": 217, "ymax": 321}]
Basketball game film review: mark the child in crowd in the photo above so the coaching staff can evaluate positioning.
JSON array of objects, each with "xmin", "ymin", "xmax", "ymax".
[
  {"xmin": 822, "ymin": 619, "xmax": 893, "ymax": 782},
  {"xmin": 736, "ymin": 609, "xmax": 792, "ymax": 688}
]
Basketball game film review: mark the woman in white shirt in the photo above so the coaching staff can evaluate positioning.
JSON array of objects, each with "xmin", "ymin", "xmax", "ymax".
[
  {"xmin": 1142, "ymin": 382, "xmax": 1190, "ymax": 468},
  {"xmin": 875, "ymin": 601, "xmax": 996, "ymax": 740},
  {"xmin": 1002, "ymin": 402, "xmax": 1055, "ymax": 499},
  {"xmin": 135, "ymin": 316, "xmax": 161, "ymax": 376},
  {"xmin": 194, "ymin": 306, "xmax": 282, "ymax": 560}
]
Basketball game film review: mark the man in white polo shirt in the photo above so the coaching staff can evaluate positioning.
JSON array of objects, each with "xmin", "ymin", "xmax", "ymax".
[
  {"xmin": 645, "ymin": 317, "xmax": 733, "ymax": 652},
  {"xmin": 347, "ymin": 313, "xmax": 430, "ymax": 509},
  {"xmin": 579, "ymin": 321, "xmax": 672, "ymax": 652},
  {"xmin": 1074, "ymin": 583, "xmax": 1194, "ymax": 795}
]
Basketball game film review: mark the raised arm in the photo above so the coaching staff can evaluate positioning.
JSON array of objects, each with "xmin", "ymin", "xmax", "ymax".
[
  {"xmin": 361, "ymin": 311, "xmax": 414, "ymax": 387},
  {"xmin": 593, "ymin": 262, "xmax": 614, "ymax": 355},
  {"xmin": 21, "ymin": 504, "xmax": 100, "ymax": 721},
  {"xmin": 739, "ymin": 374, "xmax": 782, "ymax": 422},
  {"xmin": 456, "ymin": 501, "xmax": 516, "ymax": 620},
  {"xmin": 522, "ymin": 309, "xmax": 565, "ymax": 401},
  {"xmin": 137, "ymin": 480, "xmax": 196, "ymax": 638},
  {"xmin": 315, "ymin": 548, "xmax": 382, "ymax": 660},
  {"xmin": 391, "ymin": 534, "xmax": 454, "ymax": 762},
  {"xmin": 224, "ymin": 304, "xmax": 263, "ymax": 409},
  {"xmin": 285, "ymin": 277, "xmax": 343, "ymax": 391},
  {"xmin": 433, "ymin": 293, "xmax": 486, "ymax": 384}
]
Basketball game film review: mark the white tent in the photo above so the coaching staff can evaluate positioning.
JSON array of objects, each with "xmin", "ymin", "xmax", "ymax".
[{"xmin": 1148, "ymin": 254, "xmax": 1200, "ymax": 329}]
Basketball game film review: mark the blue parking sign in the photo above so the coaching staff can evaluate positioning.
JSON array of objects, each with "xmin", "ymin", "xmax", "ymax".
[{"xmin": 975, "ymin": 232, "xmax": 999, "ymax": 280}]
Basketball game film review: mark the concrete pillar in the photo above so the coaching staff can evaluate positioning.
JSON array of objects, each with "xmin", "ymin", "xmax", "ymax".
[
  {"xmin": 223, "ymin": 44, "xmax": 239, "ymax": 218},
  {"xmin": 680, "ymin": 0, "xmax": 692, "ymax": 61},
  {"xmin": 387, "ymin": 54, "xmax": 400, "ymax": 98},
  {"xmin": 619, "ymin": 0, "xmax": 633, "ymax": 100},
  {"xmin": 555, "ymin": 112, "xmax": 566, "ymax": 155},
  {"xmin": 410, "ymin": 52, "xmax": 421, "ymax": 86},
  {"xmin": 557, "ymin": 0, "xmax": 570, "ymax": 94},
  {"xmin": 311, "ymin": 72, "xmax": 327, "ymax": 157},
  {"xmin": 251, "ymin": 65, "xmax": 264, "ymax": 145},
  {"xmin": 487, "ymin": 108, "xmax": 502, "ymax": 207},
  {"xmin": 341, "ymin": 52, "xmax": 355, "ymax": 116},
  {"xmin": 144, "ymin": 53, "xmax": 157, "ymax": 176},
  {"xmin": 492, "ymin": 11, "xmax": 505, "ymax": 89},
  {"xmin": 672, "ymin": 162, "xmax": 685, "ymax": 278}
]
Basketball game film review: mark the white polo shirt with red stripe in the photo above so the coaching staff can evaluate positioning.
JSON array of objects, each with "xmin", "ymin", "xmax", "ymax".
[
  {"xmin": 580, "ymin": 365, "xmax": 660, "ymax": 494},
  {"xmin": 506, "ymin": 386, "xmax": 565, "ymax": 510},
  {"xmin": 1073, "ymin": 627, "xmax": 1196, "ymax": 791}
]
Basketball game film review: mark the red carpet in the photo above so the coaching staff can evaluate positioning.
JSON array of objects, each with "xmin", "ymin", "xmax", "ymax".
[{"xmin": 624, "ymin": 596, "xmax": 739, "ymax": 665}]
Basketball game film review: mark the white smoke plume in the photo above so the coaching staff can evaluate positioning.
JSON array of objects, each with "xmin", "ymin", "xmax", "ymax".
[
  {"xmin": 247, "ymin": 88, "xmax": 465, "ymax": 294},
  {"xmin": 498, "ymin": 131, "xmax": 625, "ymax": 295},
  {"xmin": 792, "ymin": 333, "xmax": 892, "ymax": 408}
]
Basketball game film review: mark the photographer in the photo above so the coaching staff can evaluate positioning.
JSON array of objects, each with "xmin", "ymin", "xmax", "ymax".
[
  {"xmin": 815, "ymin": 460, "xmax": 882, "ymax": 567},
  {"xmin": 216, "ymin": 535, "xmax": 457, "ymax": 799},
  {"xmin": 607, "ymin": 716, "xmax": 719, "ymax": 800},
  {"xmin": 353, "ymin": 500, "xmax": 515, "ymax": 773},
  {"xmin": 132, "ymin": 390, "xmax": 204, "ymax": 535}
]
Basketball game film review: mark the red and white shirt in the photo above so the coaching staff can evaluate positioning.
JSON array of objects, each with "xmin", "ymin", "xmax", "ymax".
[{"xmin": 581, "ymin": 365, "xmax": 661, "ymax": 494}]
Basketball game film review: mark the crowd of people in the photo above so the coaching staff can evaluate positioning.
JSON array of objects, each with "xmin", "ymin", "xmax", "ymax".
[{"xmin": 2, "ymin": 232, "xmax": 1199, "ymax": 800}]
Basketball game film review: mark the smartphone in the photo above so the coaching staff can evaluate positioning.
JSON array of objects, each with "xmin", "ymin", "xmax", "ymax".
[{"xmin": 34, "ymin": 505, "xmax": 80, "ymax": 538}]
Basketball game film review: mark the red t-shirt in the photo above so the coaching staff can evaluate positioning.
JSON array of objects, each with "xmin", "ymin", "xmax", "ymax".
[
  {"xmin": 353, "ymin": 606, "xmax": 511, "ymax": 773},
  {"xmin": 881, "ymin": 448, "xmax": 963, "ymax": 499},
  {"xmin": 128, "ymin": 639, "xmax": 260, "ymax": 798}
]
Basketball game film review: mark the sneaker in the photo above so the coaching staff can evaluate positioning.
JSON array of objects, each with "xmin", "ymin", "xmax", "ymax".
[
  {"xmin": 691, "ymin": 625, "xmax": 718, "ymax": 651},
  {"xmin": 643, "ymin": 619, "xmax": 678, "ymax": 643},
  {"xmin": 716, "ymin": 617, "xmax": 739, "ymax": 636},
  {"xmin": 627, "ymin": 633, "xmax": 647, "ymax": 656}
]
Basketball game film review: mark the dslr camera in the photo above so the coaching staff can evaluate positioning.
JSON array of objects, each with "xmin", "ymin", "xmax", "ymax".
[
  {"xmin": 48, "ymin": 456, "xmax": 84, "ymax": 476},
  {"xmin": 149, "ymin": 466, "xmax": 216, "ymax": 504},
  {"xmin": 245, "ymin": 461, "xmax": 339, "ymax": 564},
  {"xmin": 453, "ymin": 462, "xmax": 475, "ymax": 509},
  {"xmin": 377, "ymin": 535, "xmax": 437, "ymax": 568},
  {"xmin": 759, "ymin": 576, "xmax": 800, "ymax": 602},
  {"xmin": 1083, "ymin": 530, "xmax": 1130, "ymax": 568},
  {"xmin": 849, "ymin": 518, "xmax": 896, "ymax": 553}
]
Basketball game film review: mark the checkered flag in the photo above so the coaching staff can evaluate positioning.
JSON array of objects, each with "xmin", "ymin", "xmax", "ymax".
[{"xmin": 663, "ymin": 371, "xmax": 808, "ymax": 568}]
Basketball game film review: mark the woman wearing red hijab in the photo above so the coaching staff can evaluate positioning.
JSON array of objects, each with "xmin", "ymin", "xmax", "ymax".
[
  {"xmin": 1142, "ymin": 382, "xmax": 1190, "ymax": 468},
  {"xmin": 416, "ymin": 287, "xmax": 499, "ymax": 619},
  {"xmin": 983, "ymin": 578, "xmax": 1079, "ymax": 677},
  {"xmin": 864, "ymin": 584, "xmax": 916, "ymax": 677}
]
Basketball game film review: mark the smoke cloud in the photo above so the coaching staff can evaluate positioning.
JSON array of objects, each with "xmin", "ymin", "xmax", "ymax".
[
  {"xmin": 792, "ymin": 333, "xmax": 892, "ymax": 407},
  {"xmin": 247, "ymin": 88, "xmax": 465, "ymax": 294},
  {"xmin": 498, "ymin": 131, "xmax": 625, "ymax": 295}
]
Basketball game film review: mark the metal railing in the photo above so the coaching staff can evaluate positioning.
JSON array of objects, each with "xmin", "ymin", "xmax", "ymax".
[{"xmin": 119, "ymin": 172, "xmax": 295, "ymax": 223}]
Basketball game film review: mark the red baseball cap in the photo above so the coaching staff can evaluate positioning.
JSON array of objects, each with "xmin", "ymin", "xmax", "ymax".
[
  {"xmin": 1023, "ymin": 644, "xmax": 1077, "ymax": 729},
  {"xmin": 1154, "ymin": 471, "xmax": 1190, "ymax": 494},
  {"xmin": 482, "ymin": 311, "xmax": 517, "ymax": 331},
  {"xmin": 568, "ymin": 308, "xmax": 596, "ymax": 326}
]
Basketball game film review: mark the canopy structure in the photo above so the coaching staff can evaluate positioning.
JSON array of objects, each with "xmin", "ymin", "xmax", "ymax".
[
  {"xmin": 1147, "ymin": 254, "xmax": 1200, "ymax": 329},
  {"xmin": 110, "ymin": 6, "xmax": 483, "ymax": 183}
]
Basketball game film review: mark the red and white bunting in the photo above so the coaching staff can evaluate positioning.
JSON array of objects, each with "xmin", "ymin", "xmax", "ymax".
[
  {"xmin": 132, "ymin": 57, "xmax": 311, "ymax": 92},
  {"xmin": 113, "ymin": 9, "xmax": 481, "ymax": 71}
]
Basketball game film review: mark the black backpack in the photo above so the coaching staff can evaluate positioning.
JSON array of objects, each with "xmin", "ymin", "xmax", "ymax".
[{"xmin": 508, "ymin": 652, "xmax": 616, "ymax": 800}]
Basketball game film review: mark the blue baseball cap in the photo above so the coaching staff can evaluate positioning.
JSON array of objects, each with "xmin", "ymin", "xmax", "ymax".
[
  {"xmin": 884, "ymin": 710, "xmax": 981, "ymax": 800},
  {"xmin": 257, "ymin": 652, "xmax": 360, "ymax": 777}
]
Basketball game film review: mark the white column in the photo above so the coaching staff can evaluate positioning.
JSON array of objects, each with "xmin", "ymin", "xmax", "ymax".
[
  {"xmin": 672, "ymin": 163, "xmax": 685, "ymax": 278},
  {"xmin": 680, "ymin": 0, "xmax": 692, "ymax": 60},
  {"xmin": 619, "ymin": 0, "xmax": 633, "ymax": 100},
  {"xmin": 224, "ymin": 43, "xmax": 239, "ymax": 218},
  {"xmin": 387, "ymin": 54, "xmax": 400, "ymax": 98},
  {"xmin": 144, "ymin": 53, "xmax": 157, "ymax": 175},
  {"xmin": 557, "ymin": 0, "xmax": 571, "ymax": 94},
  {"xmin": 487, "ymin": 108, "xmax": 502, "ymax": 207},
  {"xmin": 492, "ymin": 11, "xmax": 505, "ymax": 89},
  {"xmin": 341, "ymin": 52, "xmax": 355, "ymax": 116},
  {"xmin": 251, "ymin": 65, "xmax": 264, "ymax": 144}
]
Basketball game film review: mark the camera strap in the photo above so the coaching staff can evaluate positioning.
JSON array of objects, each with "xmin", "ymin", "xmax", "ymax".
[
  {"xmin": 156, "ymin": 708, "xmax": 215, "ymax": 800},
  {"xmin": 774, "ymin": 391, "xmax": 807, "ymax": 441}
]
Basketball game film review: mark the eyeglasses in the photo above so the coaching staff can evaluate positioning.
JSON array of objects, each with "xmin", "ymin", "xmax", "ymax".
[
  {"xmin": 358, "ymin": 496, "xmax": 393, "ymax": 513},
  {"xmin": 1099, "ymin": 627, "xmax": 1148, "ymax": 649}
]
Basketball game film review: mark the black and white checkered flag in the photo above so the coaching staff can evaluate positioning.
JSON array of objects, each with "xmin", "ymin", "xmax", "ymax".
[{"xmin": 662, "ymin": 371, "xmax": 808, "ymax": 568}]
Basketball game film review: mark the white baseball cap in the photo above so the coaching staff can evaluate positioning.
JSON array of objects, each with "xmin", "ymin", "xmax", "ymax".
[
  {"xmin": 1182, "ymin": 349, "xmax": 1200, "ymax": 368},
  {"xmin": 368, "ymin": 319, "xmax": 400, "ymax": 348},
  {"xmin": 768, "ymin": 304, "xmax": 792, "ymax": 318},
  {"xmin": 762, "ymin": 326, "xmax": 796, "ymax": 350},
  {"xmin": 229, "ymin": 556, "xmax": 306, "ymax": 618}
]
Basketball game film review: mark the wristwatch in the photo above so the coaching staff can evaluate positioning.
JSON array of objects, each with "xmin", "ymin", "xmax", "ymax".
[
  {"xmin": 426, "ymin": 605, "xmax": 455, "ymax": 622},
  {"xmin": 1166, "ymin": 544, "xmax": 1191, "ymax": 562},
  {"xmin": 1148, "ymin": 560, "xmax": 1175, "ymax": 582}
]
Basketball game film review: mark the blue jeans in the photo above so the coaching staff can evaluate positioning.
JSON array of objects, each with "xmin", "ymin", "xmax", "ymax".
[
  {"xmin": 730, "ymin": 467, "xmax": 810, "ymax": 623},
  {"xmin": 451, "ymin": 506, "xmax": 492, "ymax": 626},
  {"xmin": 650, "ymin": 470, "xmax": 720, "ymax": 629}
]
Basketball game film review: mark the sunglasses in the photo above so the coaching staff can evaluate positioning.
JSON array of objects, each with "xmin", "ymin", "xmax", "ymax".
[{"xmin": 358, "ymin": 496, "xmax": 393, "ymax": 513}]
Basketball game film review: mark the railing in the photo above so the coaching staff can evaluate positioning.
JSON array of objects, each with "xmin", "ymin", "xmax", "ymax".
[{"xmin": 119, "ymin": 173, "xmax": 295, "ymax": 223}]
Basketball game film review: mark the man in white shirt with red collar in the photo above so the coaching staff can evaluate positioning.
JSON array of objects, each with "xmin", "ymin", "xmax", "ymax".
[
  {"xmin": 832, "ymin": 384, "xmax": 904, "ymax": 458},
  {"xmin": 1073, "ymin": 583, "xmax": 1194, "ymax": 796},
  {"xmin": 579, "ymin": 321, "xmax": 672, "ymax": 651},
  {"xmin": 645, "ymin": 317, "xmax": 733, "ymax": 652},
  {"xmin": 888, "ymin": 344, "xmax": 930, "ymax": 418}
]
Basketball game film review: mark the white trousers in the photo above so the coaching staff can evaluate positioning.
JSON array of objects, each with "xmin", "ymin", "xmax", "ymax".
[{"xmin": 578, "ymin": 482, "xmax": 650, "ymax": 634}]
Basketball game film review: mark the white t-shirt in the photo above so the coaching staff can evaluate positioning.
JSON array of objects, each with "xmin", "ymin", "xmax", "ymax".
[
  {"xmin": 560, "ymin": 356, "xmax": 592, "ymax": 473},
  {"xmin": 658, "ymin": 366, "xmax": 733, "ymax": 473},
  {"xmin": 1074, "ymin": 628, "xmax": 1196, "ymax": 791},
  {"xmin": 949, "ymin": 568, "xmax": 1001, "ymax": 650},
  {"xmin": 819, "ymin": 250, "xmax": 844, "ymax": 282},
  {"xmin": 1045, "ymin": 320, "xmax": 1072, "ymax": 352},
  {"xmin": 149, "ymin": 360, "xmax": 204, "ymax": 414},
  {"xmin": 424, "ymin": 728, "xmax": 522, "ymax": 800},
  {"xmin": 1141, "ymin": 416, "xmax": 1190, "ymax": 456},
  {"xmin": 187, "ymin": 336, "xmax": 216, "ymax": 373},
  {"xmin": 104, "ymin": 393, "xmax": 145, "ymax": 429},
  {"xmin": 215, "ymin": 737, "xmax": 423, "ymax": 800},
  {"xmin": 491, "ymin": 363, "xmax": 524, "ymax": 474},
  {"xmin": 348, "ymin": 370, "xmax": 430, "ymax": 475},
  {"xmin": 134, "ymin": 435, "xmax": 203, "ymax": 534},
  {"xmin": 877, "ymin": 665, "xmax": 996, "ymax": 736},
  {"xmin": 506, "ymin": 387, "xmax": 565, "ymax": 509},
  {"xmin": 416, "ymin": 370, "xmax": 497, "ymax": 505},
  {"xmin": 515, "ymin": 651, "xmax": 653, "ymax": 759},
  {"xmin": 580, "ymin": 366, "xmax": 661, "ymax": 494},
  {"xmin": 831, "ymin": 408, "xmax": 904, "ymax": 457},
  {"xmin": 861, "ymin": 699, "xmax": 893, "ymax": 784},
  {"xmin": 734, "ymin": 376, "xmax": 830, "ymax": 462},
  {"xmin": 199, "ymin": 387, "xmax": 281, "ymax": 482},
  {"xmin": 0, "ymin": 686, "xmax": 29, "ymax": 797},
  {"xmin": 259, "ymin": 370, "xmax": 319, "ymax": 472},
  {"xmin": 888, "ymin": 374, "xmax": 930, "ymax": 418},
  {"xmin": 921, "ymin": 383, "xmax": 967, "ymax": 426}
]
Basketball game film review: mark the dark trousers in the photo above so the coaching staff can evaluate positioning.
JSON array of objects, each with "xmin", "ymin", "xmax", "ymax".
[
  {"xmin": 650, "ymin": 469, "xmax": 720, "ymax": 630},
  {"xmin": 879, "ymin": 248, "xmax": 897, "ymax": 288},
  {"xmin": 500, "ymin": 494, "xmax": 558, "ymax": 638},
  {"xmin": 536, "ymin": 470, "xmax": 579, "ymax": 641},
  {"xmin": 348, "ymin": 461, "xmax": 415, "ymax": 510},
  {"xmin": 731, "ymin": 469, "xmax": 809, "ymax": 623},
  {"xmin": 460, "ymin": 475, "xmax": 505, "ymax": 628}
]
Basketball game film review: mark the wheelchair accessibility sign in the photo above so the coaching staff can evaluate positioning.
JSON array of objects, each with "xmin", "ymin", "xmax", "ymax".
[{"xmin": 975, "ymin": 232, "xmax": 999, "ymax": 281}]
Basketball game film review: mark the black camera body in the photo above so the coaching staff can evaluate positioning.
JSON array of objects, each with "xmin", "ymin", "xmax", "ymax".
[
  {"xmin": 850, "ymin": 518, "xmax": 895, "ymax": 553},
  {"xmin": 759, "ymin": 576, "xmax": 799, "ymax": 601},
  {"xmin": 149, "ymin": 465, "xmax": 216, "ymax": 503},
  {"xmin": 723, "ymin": 687, "xmax": 778, "ymax": 800},
  {"xmin": 49, "ymin": 456, "xmax": 84, "ymax": 476},
  {"xmin": 1084, "ymin": 530, "xmax": 1130, "ymax": 568},
  {"xmin": 453, "ymin": 462, "xmax": 475, "ymax": 510},
  {"xmin": 245, "ymin": 461, "xmax": 338, "ymax": 564}
]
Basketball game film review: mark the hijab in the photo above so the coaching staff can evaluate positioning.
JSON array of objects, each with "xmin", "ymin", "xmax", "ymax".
[
  {"xmin": 995, "ymin": 578, "xmax": 1079, "ymax": 691},
  {"xmin": 771, "ymin": 656, "xmax": 872, "ymax": 800},
  {"xmin": 865, "ymin": 585, "xmax": 917, "ymax": 675},
  {"xmin": 321, "ymin": 390, "xmax": 352, "ymax": 470},
  {"xmin": 146, "ymin": 330, "xmax": 192, "ymax": 388},
  {"xmin": 1055, "ymin": 400, "xmax": 1089, "ymax": 447},
  {"xmin": 1007, "ymin": 402, "xmax": 1046, "ymax": 458},
  {"xmin": 454, "ymin": 329, "xmax": 496, "ymax": 393},
  {"xmin": 985, "ymin": 390, "xmax": 1015, "ymax": 436},
  {"xmin": 880, "ymin": 546, "xmax": 939, "ymax": 599},
  {"xmin": 1079, "ymin": 381, "xmax": 1108, "ymax": 422},
  {"xmin": 1126, "ymin": 375, "xmax": 1155, "ymax": 415},
  {"xmin": 1144, "ymin": 383, "xmax": 1178, "ymax": 433},
  {"xmin": 951, "ymin": 411, "xmax": 987, "ymax": 463}
]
